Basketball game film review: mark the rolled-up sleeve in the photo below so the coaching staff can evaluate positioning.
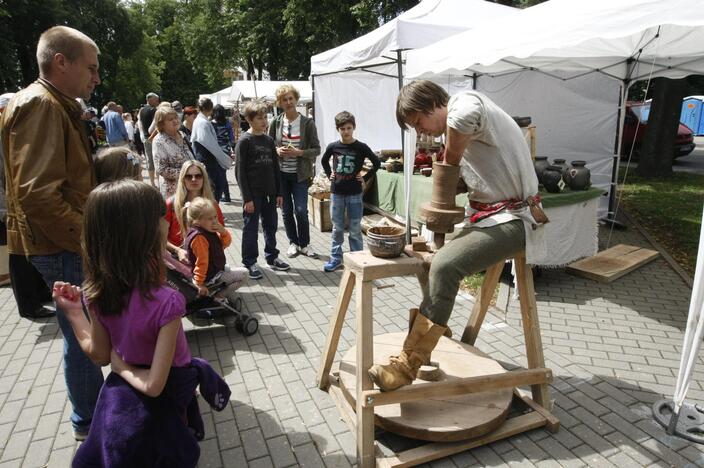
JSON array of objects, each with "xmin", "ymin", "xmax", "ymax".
[{"xmin": 446, "ymin": 94, "xmax": 485, "ymax": 136}]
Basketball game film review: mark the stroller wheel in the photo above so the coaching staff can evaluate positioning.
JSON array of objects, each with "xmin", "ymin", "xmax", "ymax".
[
  {"xmin": 229, "ymin": 296, "xmax": 243, "ymax": 312},
  {"xmin": 238, "ymin": 316, "xmax": 258, "ymax": 336}
]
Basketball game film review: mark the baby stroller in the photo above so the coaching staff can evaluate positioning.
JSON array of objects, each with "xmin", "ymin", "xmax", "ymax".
[{"xmin": 164, "ymin": 254, "xmax": 259, "ymax": 336}]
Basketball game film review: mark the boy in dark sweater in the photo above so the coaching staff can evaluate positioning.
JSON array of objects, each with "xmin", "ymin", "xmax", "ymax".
[
  {"xmin": 235, "ymin": 101, "xmax": 290, "ymax": 280},
  {"xmin": 321, "ymin": 111, "xmax": 381, "ymax": 272}
]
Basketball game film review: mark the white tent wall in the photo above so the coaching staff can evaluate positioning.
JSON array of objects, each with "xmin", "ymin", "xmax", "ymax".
[
  {"xmin": 473, "ymin": 71, "xmax": 619, "ymax": 216},
  {"xmin": 314, "ymin": 68, "xmax": 400, "ymax": 156}
]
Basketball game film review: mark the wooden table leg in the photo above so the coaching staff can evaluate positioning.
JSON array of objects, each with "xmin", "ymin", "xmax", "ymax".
[
  {"xmin": 514, "ymin": 254, "xmax": 551, "ymax": 409},
  {"xmin": 461, "ymin": 261, "xmax": 504, "ymax": 345},
  {"xmin": 356, "ymin": 278, "xmax": 375, "ymax": 468},
  {"xmin": 317, "ymin": 269, "xmax": 355, "ymax": 390}
]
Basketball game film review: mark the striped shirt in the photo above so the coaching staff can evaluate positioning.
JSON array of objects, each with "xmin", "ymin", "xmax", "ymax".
[{"xmin": 280, "ymin": 115, "xmax": 300, "ymax": 173}]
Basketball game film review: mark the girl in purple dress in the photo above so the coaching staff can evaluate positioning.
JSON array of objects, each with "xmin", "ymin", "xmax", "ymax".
[{"xmin": 54, "ymin": 180, "xmax": 229, "ymax": 468}]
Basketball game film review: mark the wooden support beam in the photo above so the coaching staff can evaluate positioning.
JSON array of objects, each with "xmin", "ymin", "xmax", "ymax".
[
  {"xmin": 461, "ymin": 261, "xmax": 504, "ymax": 345},
  {"xmin": 514, "ymin": 254, "xmax": 551, "ymax": 408},
  {"xmin": 376, "ymin": 412, "xmax": 548, "ymax": 467},
  {"xmin": 513, "ymin": 389, "xmax": 560, "ymax": 433},
  {"xmin": 317, "ymin": 269, "xmax": 355, "ymax": 390},
  {"xmin": 356, "ymin": 279, "xmax": 375, "ymax": 468},
  {"xmin": 361, "ymin": 368, "xmax": 552, "ymax": 408}
]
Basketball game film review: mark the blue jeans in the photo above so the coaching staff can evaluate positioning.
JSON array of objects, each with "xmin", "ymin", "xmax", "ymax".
[
  {"xmin": 241, "ymin": 195, "xmax": 279, "ymax": 267},
  {"xmin": 30, "ymin": 252, "xmax": 104, "ymax": 433},
  {"xmin": 280, "ymin": 172, "xmax": 310, "ymax": 248},
  {"xmin": 330, "ymin": 193, "xmax": 363, "ymax": 262}
]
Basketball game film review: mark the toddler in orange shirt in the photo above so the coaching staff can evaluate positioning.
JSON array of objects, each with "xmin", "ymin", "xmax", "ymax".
[{"xmin": 184, "ymin": 198, "xmax": 247, "ymax": 297}]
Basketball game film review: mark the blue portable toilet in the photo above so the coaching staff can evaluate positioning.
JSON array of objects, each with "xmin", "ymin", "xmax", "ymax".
[{"xmin": 681, "ymin": 96, "xmax": 704, "ymax": 136}]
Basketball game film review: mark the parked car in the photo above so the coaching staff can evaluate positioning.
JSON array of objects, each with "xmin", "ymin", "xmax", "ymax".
[{"xmin": 621, "ymin": 101, "xmax": 695, "ymax": 158}]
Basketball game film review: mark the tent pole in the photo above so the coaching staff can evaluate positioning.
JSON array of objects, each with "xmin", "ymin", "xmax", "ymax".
[
  {"xmin": 472, "ymin": 73, "xmax": 478, "ymax": 90},
  {"xmin": 602, "ymin": 80, "xmax": 630, "ymax": 229},
  {"xmin": 311, "ymin": 74, "xmax": 316, "ymax": 122},
  {"xmin": 397, "ymin": 49, "xmax": 412, "ymax": 245}
]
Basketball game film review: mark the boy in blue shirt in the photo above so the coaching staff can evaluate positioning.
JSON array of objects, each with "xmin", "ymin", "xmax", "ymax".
[{"xmin": 321, "ymin": 111, "xmax": 380, "ymax": 272}]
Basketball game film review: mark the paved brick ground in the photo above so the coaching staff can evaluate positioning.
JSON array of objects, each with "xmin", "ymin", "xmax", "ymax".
[{"xmin": 1, "ymin": 179, "xmax": 703, "ymax": 467}]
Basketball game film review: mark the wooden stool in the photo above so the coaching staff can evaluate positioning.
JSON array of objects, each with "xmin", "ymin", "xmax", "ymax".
[{"xmin": 317, "ymin": 250, "xmax": 559, "ymax": 467}]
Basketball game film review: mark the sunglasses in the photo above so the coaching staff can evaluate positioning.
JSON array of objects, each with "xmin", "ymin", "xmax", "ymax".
[{"xmin": 185, "ymin": 173, "xmax": 203, "ymax": 180}]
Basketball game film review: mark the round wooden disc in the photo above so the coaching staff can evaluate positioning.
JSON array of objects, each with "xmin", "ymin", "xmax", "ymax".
[{"xmin": 339, "ymin": 332, "xmax": 513, "ymax": 442}]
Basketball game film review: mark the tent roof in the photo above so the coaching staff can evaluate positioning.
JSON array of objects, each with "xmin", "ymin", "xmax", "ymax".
[
  {"xmin": 407, "ymin": 0, "xmax": 704, "ymax": 82},
  {"xmin": 198, "ymin": 86, "xmax": 234, "ymax": 108},
  {"xmin": 229, "ymin": 81, "xmax": 312, "ymax": 103},
  {"xmin": 310, "ymin": 0, "xmax": 517, "ymax": 76}
]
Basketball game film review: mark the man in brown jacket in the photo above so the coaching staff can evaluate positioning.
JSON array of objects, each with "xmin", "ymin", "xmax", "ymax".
[{"xmin": 0, "ymin": 25, "xmax": 103, "ymax": 440}]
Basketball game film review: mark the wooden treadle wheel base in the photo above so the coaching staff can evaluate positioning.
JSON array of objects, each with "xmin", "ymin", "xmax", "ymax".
[{"xmin": 325, "ymin": 364, "xmax": 559, "ymax": 467}]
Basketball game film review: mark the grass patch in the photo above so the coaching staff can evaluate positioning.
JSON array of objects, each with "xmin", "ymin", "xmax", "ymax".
[
  {"xmin": 617, "ymin": 169, "xmax": 704, "ymax": 276},
  {"xmin": 460, "ymin": 271, "xmax": 498, "ymax": 304}
]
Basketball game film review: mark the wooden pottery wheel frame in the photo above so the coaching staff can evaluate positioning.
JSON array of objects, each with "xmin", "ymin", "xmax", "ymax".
[{"xmin": 339, "ymin": 332, "xmax": 513, "ymax": 442}]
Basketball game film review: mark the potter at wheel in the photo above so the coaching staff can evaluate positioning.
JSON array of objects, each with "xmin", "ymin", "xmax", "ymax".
[{"xmin": 338, "ymin": 332, "xmax": 513, "ymax": 442}]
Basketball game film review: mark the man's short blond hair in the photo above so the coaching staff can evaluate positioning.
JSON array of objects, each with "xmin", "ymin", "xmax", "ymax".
[
  {"xmin": 154, "ymin": 106, "xmax": 179, "ymax": 132},
  {"xmin": 36, "ymin": 26, "xmax": 99, "ymax": 76},
  {"xmin": 275, "ymin": 84, "xmax": 300, "ymax": 106},
  {"xmin": 243, "ymin": 100, "xmax": 268, "ymax": 122}
]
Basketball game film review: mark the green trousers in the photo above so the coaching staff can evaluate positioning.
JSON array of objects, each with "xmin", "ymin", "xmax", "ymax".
[{"xmin": 420, "ymin": 219, "xmax": 525, "ymax": 326}]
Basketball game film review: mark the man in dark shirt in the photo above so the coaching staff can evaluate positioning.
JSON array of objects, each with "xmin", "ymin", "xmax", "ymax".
[
  {"xmin": 138, "ymin": 92, "xmax": 159, "ymax": 186},
  {"xmin": 321, "ymin": 111, "xmax": 380, "ymax": 272}
]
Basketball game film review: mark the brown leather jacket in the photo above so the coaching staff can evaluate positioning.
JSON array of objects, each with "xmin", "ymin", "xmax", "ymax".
[{"xmin": 0, "ymin": 78, "xmax": 95, "ymax": 255}]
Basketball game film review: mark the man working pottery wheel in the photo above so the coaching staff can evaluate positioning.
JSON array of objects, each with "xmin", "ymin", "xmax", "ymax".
[{"xmin": 368, "ymin": 80, "xmax": 548, "ymax": 392}]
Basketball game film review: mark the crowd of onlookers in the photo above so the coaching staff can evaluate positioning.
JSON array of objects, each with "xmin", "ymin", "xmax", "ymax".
[{"xmin": 0, "ymin": 24, "xmax": 382, "ymax": 466}]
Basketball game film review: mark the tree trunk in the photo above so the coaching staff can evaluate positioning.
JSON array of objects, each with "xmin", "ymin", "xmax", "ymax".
[{"xmin": 636, "ymin": 77, "xmax": 687, "ymax": 177}]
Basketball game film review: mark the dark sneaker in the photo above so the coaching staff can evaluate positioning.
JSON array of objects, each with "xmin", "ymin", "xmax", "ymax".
[
  {"xmin": 247, "ymin": 264, "xmax": 264, "ymax": 280},
  {"xmin": 267, "ymin": 258, "xmax": 291, "ymax": 271},
  {"xmin": 323, "ymin": 259, "xmax": 343, "ymax": 272},
  {"xmin": 73, "ymin": 427, "xmax": 89, "ymax": 441}
]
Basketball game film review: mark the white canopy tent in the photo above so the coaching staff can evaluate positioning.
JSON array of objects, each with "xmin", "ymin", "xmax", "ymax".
[
  {"xmin": 407, "ymin": 0, "xmax": 704, "ymax": 438},
  {"xmin": 198, "ymin": 86, "xmax": 234, "ymax": 109},
  {"xmin": 229, "ymin": 81, "xmax": 312, "ymax": 104},
  {"xmin": 310, "ymin": 0, "xmax": 518, "ymax": 153},
  {"xmin": 406, "ymin": 0, "xmax": 704, "ymax": 219}
]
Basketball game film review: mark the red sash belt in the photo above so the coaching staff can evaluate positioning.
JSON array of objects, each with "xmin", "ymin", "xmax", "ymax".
[{"xmin": 469, "ymin": 194, "xmax": 542, "ymax": 224}]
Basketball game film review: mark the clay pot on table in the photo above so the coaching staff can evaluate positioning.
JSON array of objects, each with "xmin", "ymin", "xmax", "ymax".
[
  {"xmin": 565, "ymin": 160, "xmax": 591, "ymax": 190},
  {"xmin": 533, "ymin": 157, "xmax": 550, "ymax": 183},
  {"xmin": 542, "ymin": 165, "xmax": 564, "ymax": 193},
  {"xmin": 552, "ymin": 158, "xmax": 569, "ymax": 180}
]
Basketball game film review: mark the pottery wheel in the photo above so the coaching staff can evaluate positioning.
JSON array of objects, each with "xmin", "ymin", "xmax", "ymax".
[{"xmin": 339, "ymin": 332, "xmax": 513, "ymax": 442}]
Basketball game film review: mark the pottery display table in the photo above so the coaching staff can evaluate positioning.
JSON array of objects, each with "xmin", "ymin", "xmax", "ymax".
[{"xmin": 366, "ymin": 172, "xmax": 604, "ymax": 266}]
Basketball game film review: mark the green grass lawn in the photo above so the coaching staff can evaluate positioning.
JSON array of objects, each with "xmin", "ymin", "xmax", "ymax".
[{"xmin": 617, "ymin": 169, "xmax": 704, "ymax": 276}]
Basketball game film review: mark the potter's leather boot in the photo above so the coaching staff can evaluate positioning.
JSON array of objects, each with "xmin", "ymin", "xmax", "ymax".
[
  {"xmin": 407, "ymin": 308, "xmax": 451, "ymax": 368},
  {"xmin": 409, "ymin": 308, "xmax": 452, "ymax": 340},
  {"xmin": 368, "ymin": 312, "xmax": 447, "ymax": 392}
]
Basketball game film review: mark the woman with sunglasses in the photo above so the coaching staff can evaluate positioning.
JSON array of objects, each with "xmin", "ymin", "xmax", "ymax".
[
  {"xmin": 269, "ymin": 84, "xmax": 321, "ymax": 259},
  {"xmin": 165, "ymin": 160, "xmax": 224, "ymax": 263}
]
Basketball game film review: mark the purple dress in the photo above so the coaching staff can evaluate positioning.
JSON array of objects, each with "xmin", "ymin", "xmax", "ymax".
[
  {"xmin": 96, "ymin": 285, "xmax": 191, "ymax": 367},
  {"xmin": 73, "ymin": 286, "xmax": 231, "ymax": 468}
]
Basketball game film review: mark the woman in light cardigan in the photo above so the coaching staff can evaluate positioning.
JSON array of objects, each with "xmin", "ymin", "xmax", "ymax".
[{"xmin": 268, "ymin": 84, "xmax": 321, "ymax": 259}]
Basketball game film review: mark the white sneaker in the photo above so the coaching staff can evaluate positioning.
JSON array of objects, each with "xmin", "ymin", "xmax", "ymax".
[
  {"xmin": 286, "ymin": 243, "xmax": 300, "ymax": 258},
  {"xmin": 298, "ymin": 246, "xmax": 318, "ymax": 258}
]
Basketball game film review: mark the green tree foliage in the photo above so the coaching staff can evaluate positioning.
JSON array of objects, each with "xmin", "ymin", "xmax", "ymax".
[
  {"xmin": 0, "ymin": 0, "xmax": 158, "ymax": 109},
  {"xmin": 131, "ymin": 0, "xmax": 211, "ymax": 107},
  {"xmin": 4, "ymin": 0, "xmax": 482, "ymax": 108}
]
